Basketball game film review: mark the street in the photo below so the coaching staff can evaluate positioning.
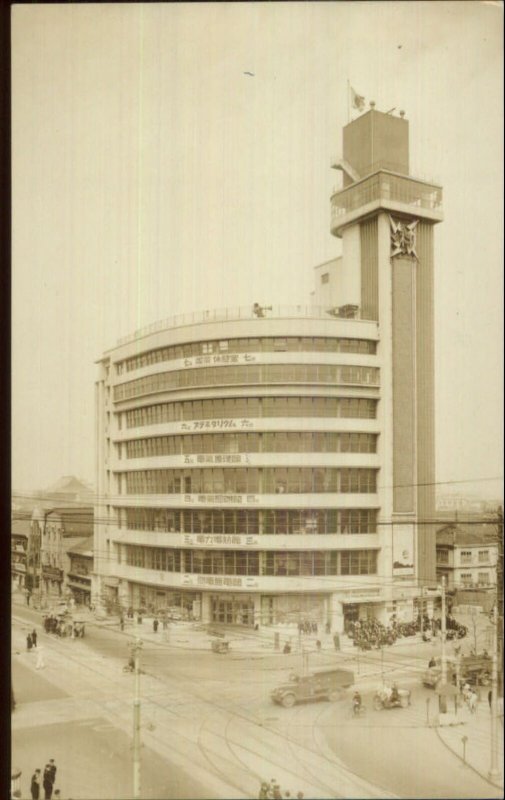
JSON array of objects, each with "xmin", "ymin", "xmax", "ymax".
[{"xmin": 11, "ymin": 603, "xmax": 503, "ymax": 799}]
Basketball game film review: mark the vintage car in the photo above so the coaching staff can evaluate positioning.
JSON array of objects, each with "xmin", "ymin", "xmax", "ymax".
[
  {"xmin": 271, "ymin": 668, "xmax": 354, "ymax": 708},
  {"xmin": 422, "ymin": 654, "xmax": 492, "ymax": 688}
]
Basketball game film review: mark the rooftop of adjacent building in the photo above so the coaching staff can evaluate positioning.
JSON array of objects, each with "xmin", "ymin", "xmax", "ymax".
[
  {"xmin": 437, "ymin": 522, "xmax": 500, "ymax": 548},
  {"xmin": 65, "ymin": 535, "xmax": 94, "ymax": 557}
]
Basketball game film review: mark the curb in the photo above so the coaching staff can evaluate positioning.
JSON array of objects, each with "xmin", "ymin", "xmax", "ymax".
[{"xmin": 434, "ymin": 722, "xmax": 504, "ymax": 792}]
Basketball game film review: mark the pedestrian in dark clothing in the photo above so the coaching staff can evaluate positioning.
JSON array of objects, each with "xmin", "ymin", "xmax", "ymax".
[
  {"xmin": 43, "ymin": 760, "xmax": 57, "ymax": 800},
  {"xmin": 30, "ymin": 769, "xmax": 41, "ymax": 799},
  {"xmin": 27, "ymin": 633, "xmax": 33, "ymax": 651},
  {"xmin": 120, "ymin": 616, "xmax": 125, "ymax": 631},
  {"xmin": 489, "ymin": 689, "xmax": 493, "ymax": 710},
  {"xmin": 32, "ymin": 629, "xmax": 38, "ymax": 647},
  {"xmin": 153, "ymin": 618, "xmax": 159, "ymax": 633}
]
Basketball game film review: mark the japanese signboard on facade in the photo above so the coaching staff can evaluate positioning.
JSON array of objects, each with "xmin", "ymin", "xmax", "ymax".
[
  {"xmin": 182, "ymin": 353, "xmax": 257, "ymax": 368},
  {"xmin": 184, "ymin": 494, "xmax": 259, "ymax": 505},
  {"xmin": 183, "ymin": 533, "xmax": 259, "ymax": 547},
  {"xmin": 182, "ymin": 453, "xmax": 251, "ymax": 465},
  {"xmin": 179, "ymin": 419, "xmax": 254, "ymax": 432},
  {"xmin": 181, "ymin": 573, "xmax": 260, "ymax": 589}
]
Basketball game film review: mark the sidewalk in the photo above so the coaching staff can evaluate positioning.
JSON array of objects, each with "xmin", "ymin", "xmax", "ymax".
[
  {"xmin": 11, "ymin": 591, "xmax": 432, "ymax": 689},
  {"xmin": 435, "ymin": 698, "xmax": 504, "ymax": 791}
]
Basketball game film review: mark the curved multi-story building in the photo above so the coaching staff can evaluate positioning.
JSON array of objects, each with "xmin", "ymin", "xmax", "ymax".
[{"xmin": 93, "ymin": 105, "xmax": 443, "ymax": 633}]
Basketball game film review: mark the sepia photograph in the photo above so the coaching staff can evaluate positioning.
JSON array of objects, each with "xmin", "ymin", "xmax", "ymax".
[{"xmin": 11, "ymin": 2, "xmax": 503, "ymax": 799}]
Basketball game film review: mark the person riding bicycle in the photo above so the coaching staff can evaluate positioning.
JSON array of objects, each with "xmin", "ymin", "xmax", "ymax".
[{"xmin": 352, "ymin": 691, "xmax": 362, "ymax": 714}]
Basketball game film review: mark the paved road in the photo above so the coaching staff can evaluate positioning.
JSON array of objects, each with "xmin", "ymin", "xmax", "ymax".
[
  {"xmin": 321, "ymin": 686, "xmax": 501, "ymax": 799},
  {"xmin": 11, "ymin": 604, "xmax": 501, "ymax": 799},
  {"xmin": 12, "ymin": 609, "xmax": 391, "ymax": 799}
]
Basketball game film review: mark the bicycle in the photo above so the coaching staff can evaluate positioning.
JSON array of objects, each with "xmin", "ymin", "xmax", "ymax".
[{"xmin": 348, "ymin": 703, "xmax": 367, "ymax": 719}]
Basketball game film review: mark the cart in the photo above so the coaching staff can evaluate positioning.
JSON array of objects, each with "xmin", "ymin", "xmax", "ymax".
[{"xmin": 211, "ymin": 639, "xmax": 230, "ymax": 654}]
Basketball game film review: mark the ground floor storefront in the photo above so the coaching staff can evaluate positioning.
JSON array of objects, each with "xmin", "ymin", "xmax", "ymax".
[{"xmin": 103, "ymin": 579, "xmax": 425, "ymax": 633}]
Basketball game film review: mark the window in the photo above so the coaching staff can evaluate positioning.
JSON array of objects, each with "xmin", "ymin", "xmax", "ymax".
[
  {"xmin": 478, "ymin": 572, "xmax": 490, "ymax": 586},
  {"xmin": 437, "ymin": 549, "xmax": 449, "ymax": 564},
  {"xmin": 460, "ymin": 572, "xmax": 473, "ymax": 585},
  {"xmin": 478, "ymin": 550, "xmax": 489, "ymax": 563},
  {"xmin": 321, "ymin": 273, "xmax": 329, "ymax": 284},
  {"xmin": 460, "ymin": 550, "xmax": 472, "ymax": 565}
]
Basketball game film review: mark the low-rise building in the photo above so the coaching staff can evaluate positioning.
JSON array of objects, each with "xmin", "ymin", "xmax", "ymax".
[
  {"xmin": 39, "ymin": 507, "xmax": 93, "ymax": 601},
  {"xmin": 66, "ymin": 536, "xmax": 93, "ymax": 606},
  {"xmin": 436, "ymin": 523, "xmax": 498, "ymax": 592},
  {"xmin": 11, "ymin": 518, "xmax": 30, "ymax": 590}
]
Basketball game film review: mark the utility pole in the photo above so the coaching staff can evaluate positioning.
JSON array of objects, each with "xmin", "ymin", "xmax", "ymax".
[
  {"xmin": 440, "ymin": 576, "xmax": 447, "ymax": 686},
  {"xmin": 440, "ymin": 576, "xmax": 447, "ymax": 714},
  {"xmin": 130, "ymin": 637, "xmax": 143, "ymax": 799},
  {"xmin": 489, "ymin": 605, "xmax": 501, "ymax": 782}
]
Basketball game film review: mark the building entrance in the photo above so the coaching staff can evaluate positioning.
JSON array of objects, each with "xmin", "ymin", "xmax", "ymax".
[{"xmin": 210, "ymin": 595, "xmax": 255, "ymax": 626}]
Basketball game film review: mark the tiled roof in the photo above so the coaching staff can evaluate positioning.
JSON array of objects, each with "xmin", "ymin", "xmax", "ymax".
[
  {"xmin": 12, "ymin": 519, "xmax": 31, "ymax": 537},
  {"xmin": 437, "ymin": 523, "xmax": 499, "ymax": 547},
  {"xmin": 45, "ymin": 507, "xmax": 94, "ymax": 537},
  {"xmin": 66, "ymin": 536, "xmax": 94, "ymax": 557}
]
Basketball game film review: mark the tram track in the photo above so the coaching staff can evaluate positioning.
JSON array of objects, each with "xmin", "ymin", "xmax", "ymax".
[{"xmin": 11, "ymin": 612, "xmax": 410, "ymax": 798}]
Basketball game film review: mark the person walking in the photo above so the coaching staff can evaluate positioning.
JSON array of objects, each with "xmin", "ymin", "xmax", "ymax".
[
  {"xmin": 30, "ymin": 769, "xmax": 41, "ymax": 799},
  {"xmin": 153, "ymin": 618, "xmax": 159, "ymax": 633},
  {"xmin": 27, "ymin": 633, "xmax": 33, "ymax": 652},
  {"xmin": 43, "ymin": 760, "xmax": 57, "ymax": 800},
  {"xmin": 36, "ymin": 645, "xmax": 46, "ymax": 670},
  {"xmin": 32, "ymin": 628, "xmax": 38, "ymax": 647}
]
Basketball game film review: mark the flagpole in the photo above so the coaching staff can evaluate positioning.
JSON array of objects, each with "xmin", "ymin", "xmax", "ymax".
[{"xmin": 347, "ymin": 79, "xmax": 350, "ymax": 123}]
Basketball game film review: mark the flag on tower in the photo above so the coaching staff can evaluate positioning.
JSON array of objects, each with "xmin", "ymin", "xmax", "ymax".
[{"xmin": 350, "ymin": 86, "xmax": 365, "ymax": 111}]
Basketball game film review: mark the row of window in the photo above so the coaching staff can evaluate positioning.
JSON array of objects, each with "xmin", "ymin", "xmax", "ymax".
[
  {"xmin": 122, "ymin": 508, "xmax": 378, "ymax": 535},
  {"xmin": 125, "ymin": 397, "xmax": 377, "ymax": 428},
  {"xmin": 123, "ymin": 546, "xmax": 378, "ymax": 576},
  {"xmin": 124, "ymin": 467, "xmax": 378, "ymax": 495},
  {"xmin": 114, "ymin": 364, "xmax": 380, "ymax": 402},
  {"xmin": 117, "ymin": 336, "xmax": 377, "ymax": 373},
  {"xmin": 460, "ymin": 573, "xmax": 493, "ymax": 586},
  {"xmin": 460, "ymin": 549, "xmax": 491, "ymax": 564},
  {"xmin": 124, "ymin": 432, "xmax": 377, "ymax": 459}
]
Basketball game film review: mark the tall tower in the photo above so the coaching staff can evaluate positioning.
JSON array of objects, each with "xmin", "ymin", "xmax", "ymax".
[{"xmin": 330, "ymin": 106, "xmax": 443, "ymax": 598}]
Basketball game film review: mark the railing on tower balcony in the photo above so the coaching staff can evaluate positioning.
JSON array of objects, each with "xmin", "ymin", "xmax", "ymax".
[
  {"xmin": 331, "ymin": 170, "xmax": 443, "ymax": 222},
  {"xmin": 116, "ymin": 304, "xmax": 378, "ymax": 347}
]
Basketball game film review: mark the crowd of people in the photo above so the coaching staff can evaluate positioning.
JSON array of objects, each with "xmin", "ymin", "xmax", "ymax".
[
  {"xmin": 347, "ymin": 613, "xmax": 468, "ymax": 651},
  {"xmin": 42, "ymin": 614, "xmax": 85, "ymax": 639},
  {"xmin": 258, "ymin": 779, "xmax": 304, "ymax": 799}
]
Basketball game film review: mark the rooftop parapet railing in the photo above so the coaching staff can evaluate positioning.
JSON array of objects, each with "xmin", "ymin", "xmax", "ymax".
[
  {"xmin": 331, "ymin": 170, "xmax": 443, "ymax": 220},
  {"xmin": 115, "ymin": 304, "xmax": 377, "ymax": 347}
]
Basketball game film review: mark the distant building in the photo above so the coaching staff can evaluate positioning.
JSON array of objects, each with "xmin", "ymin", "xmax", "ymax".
[
  {"xmin": 436, "ymin": 523, "xmax": 498, "ymax": 592},
  {"xmin": 38, "ymin": 475, "xmax": 94, "ymax": 506}
]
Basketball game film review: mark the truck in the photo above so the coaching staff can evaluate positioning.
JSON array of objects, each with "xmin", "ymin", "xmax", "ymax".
[
  {"xmin": 271, "ymin": 668, "xmax": 354, "ymax": 708},
  {"xmin": 422, "ymin": 653, "xmax": 492, "ymax": 688}
]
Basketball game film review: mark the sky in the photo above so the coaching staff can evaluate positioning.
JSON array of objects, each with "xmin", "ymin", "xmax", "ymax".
[{"xmin": 12, "ymin": 1, "xmax": 503, "ymax": 500}]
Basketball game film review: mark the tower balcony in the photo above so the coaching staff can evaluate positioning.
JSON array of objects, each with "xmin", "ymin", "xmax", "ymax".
[{"xmin": 331, "ymin": 170, "xmax": 443, "ymax": 237}]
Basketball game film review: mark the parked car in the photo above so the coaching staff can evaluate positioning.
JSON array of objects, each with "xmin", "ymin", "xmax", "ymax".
[
  {"xmin": 422, "ymin": 653, "xmax": 492, "ymax": 688},
  {"xmin": 271, "ymin": 668, "xmax": 354, "ymax": 708}
]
